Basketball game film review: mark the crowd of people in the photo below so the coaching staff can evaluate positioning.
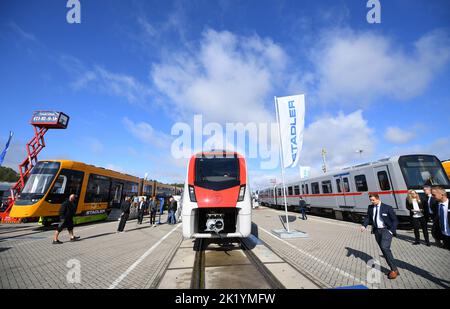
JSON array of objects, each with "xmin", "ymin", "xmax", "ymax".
[
  {"xmin": 52, "ymin": 194, "xmax": 179, "ymax": 242},
  {"xmin": 359, "ymin": 185, "xmax": 449, "ymax": 280},
  {"xmin": 117, "ymin": 195, "xmax": 179, "ymax": 232}
]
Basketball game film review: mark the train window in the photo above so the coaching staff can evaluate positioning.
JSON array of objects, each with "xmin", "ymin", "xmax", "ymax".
[
  {"xmin": 277, "ymin": 188, "xmax": 282, "ymax": 196},
  {"xmin": 195, "ymin": 157, "xmax": 240, "ymax": 190},
  {"xmin": 85, "ymin": 174, "xmax": 111, "ymax": 203},
  {"xmin": 311, "ymin": 182, "xmax": 320, "ymax": 194},
  {"xmin": 398, "ymin": 155, "xmax": 450, "ymax": 189},
  {"xmin": 304, "ymin": 184, "xmax": 309, "ymax": 195},
  {"xmin": 294, "ymin": 185, "xmax": 300, "ymax": 195},
  {"xmin": 288, "ymin": 186, "xmax": 293, "ymax": 196},
  {"xmin": 355, "ymin": 175, "xmax": 368, "ymax": 192},
  {"xmin": 46, "ymin": 169, "xmax": 84, "ymax": 204},
  {"xmin": 123, "ymin": 181, "xmax": 139, "ymax": 198},
  {"xmin": 336, "ymin": 179, "xmax": 342, "ymax": 193},
  {"xmin": 21, "ymin": 161, "xmax": 60, "ymax": 199},
  {"xmin": 343, "ymin": 178, "xmax": 350, "ymax": 192},
  {"xmin": 322, "ymin": 180, "xmax": 333, "ymax": 194},
  {"xmin": 377, "ymin": 171, "xmax": 391, "ymax": 191}
]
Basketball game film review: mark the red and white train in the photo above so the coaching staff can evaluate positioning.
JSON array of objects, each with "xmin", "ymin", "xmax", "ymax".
[
  {"xmin": 258, "ymin": 154, "xmax": 450, "ymax": 222},
  {"xmin": 181, "ymin": 151, "xmax": 252, "ymax": 238}
]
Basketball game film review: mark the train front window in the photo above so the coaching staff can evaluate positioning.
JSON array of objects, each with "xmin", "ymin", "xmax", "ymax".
[
  {"xmin": 399, "ymin": 155, "xmax": 450, "ymax": 189},
  {"xmin": 195, "ymin": 157, "xmax": 240, "ymax": 190},
  {"xmin": 17, "ymin": 162, "xmax": 60, "ymax": 203}
]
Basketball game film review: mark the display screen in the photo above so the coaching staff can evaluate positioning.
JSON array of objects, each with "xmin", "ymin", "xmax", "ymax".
[{"xmin": 31, "ymin": 111, "xmax": 70, "ymax": 129}]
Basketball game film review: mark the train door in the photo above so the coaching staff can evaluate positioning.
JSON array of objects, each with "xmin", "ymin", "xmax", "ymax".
[
  {"xmin": 335, "ymin": 175, "xmax": 355, "ymax": 209},
  {"xmin": 111, "ymin": 183, "xmax": 124, "ymax": 209},
  {"xmin": 374, "ymin": 165, "xmax": 398, "ymax": 209}
]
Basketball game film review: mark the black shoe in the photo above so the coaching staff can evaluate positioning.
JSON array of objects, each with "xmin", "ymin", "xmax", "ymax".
[
  {"xmin": 413, "ymin": 241, "xmax": 420, "ymax": 245},
  {"xmin": 426, "ymin": 243, "xmax": 431, "ymax": 247},
  {"xmin": 70, "ymin": 236, "xmax": 80, "ymax": 242},
  {"xmin": 52, "ymin": 240, "xmax": 63, "ymax": 244}
]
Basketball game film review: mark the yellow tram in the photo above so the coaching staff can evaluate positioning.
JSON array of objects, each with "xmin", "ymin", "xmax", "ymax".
[{"xmin": 9, "ymin": 160, "xmax": 180, "ymax": 226}]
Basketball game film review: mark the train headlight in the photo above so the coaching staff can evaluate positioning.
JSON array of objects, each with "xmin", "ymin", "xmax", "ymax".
[
  {"xmin": 238, "ymin": 185, "xmax": 246, "ymax": 202},
  {"xmin": 189, "ymin": 185, "xmax": 197, "ymax": 202}
]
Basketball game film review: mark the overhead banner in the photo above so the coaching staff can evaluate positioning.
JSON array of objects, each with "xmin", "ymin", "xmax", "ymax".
[{"xmin": 275, "ymin": 94, "xmax": 305, "ymax": 168}]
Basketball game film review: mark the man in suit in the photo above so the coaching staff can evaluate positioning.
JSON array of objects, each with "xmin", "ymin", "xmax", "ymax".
[
  {"xmin": 137, "ymin": 197, "xmax": 146, "ymax": 224},
  {"xmin": 422, "ymin": 185, "xmax": 438, "ymax": 222},
  {"xmin": 431, "ymin": 186, "xmax": 450, "ymax": 250},
  {"xmin": 360, "ymin": 194, "xmax": 399, "ymax": 279},
  {"xmin": 422, "ymin": 185, "xmax": 442, "ymax": 246}
]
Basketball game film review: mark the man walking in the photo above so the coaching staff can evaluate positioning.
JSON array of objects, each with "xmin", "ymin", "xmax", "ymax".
[
  {"xmin": 117, "ymin": 196, "xmax": 131, "ymax": 233},
  {"xmin": 431, "ymin": 186, "xmax": 450, "ymax": 250},
  {"xmin": 299, "ymin": 199, "xmax": 307, "ymax": 220},
  {"xmin": 53, "ymin": 194, "xmax": 80, "ymax": 244},
  {"xmin": 360, "ymin": 194, "xmax": 399, "ymax": 279}
]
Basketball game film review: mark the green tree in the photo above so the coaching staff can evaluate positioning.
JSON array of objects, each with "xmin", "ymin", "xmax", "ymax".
[{"xmin": 0, "ymin": 166, "xmax": 19, "ymax": 182}]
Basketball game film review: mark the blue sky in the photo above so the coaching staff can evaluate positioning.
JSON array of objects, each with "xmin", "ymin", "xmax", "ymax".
[{"xmin": 0, "ymin": 0, "xmax": 449, "ymax": 188}]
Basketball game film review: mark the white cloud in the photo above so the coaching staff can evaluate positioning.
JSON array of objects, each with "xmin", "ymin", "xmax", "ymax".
[
  {"xmin": 389, "ymin": 137, "xmax": 450, "ymax": 162},
  {"xmin": 122, "ymin": 117, "xmax": 171, "ymax": 148},
  {"xmin": 300, "ymin": 110, "xmax": 375, "ymax": 173},
  {"xmin": 0, "ymin": 140, "xmax": 25, "ymax": 172},
  {"xmin": 249, "ymin": 110, "xmax": 376, "ymax": 189},
  {"xmin": 6, "ymin": 22, "xmax": 38, "ymax": 43},
  {"xmin": 310, "ymin": 29, "xmax": 450, "ymax": 104},
  {"xmin": 384, "ymin": 127, "xmax": 416, "ymax": 144},
  {"xmin": 72, "ymin": 66, "xmax": 152, "ymax": 106},
  {"xmin": 151, "ymin": 29, "xmax": 288, "ymax": 123},
  {"xmin": 83, "ymin": 137, "xmax": 104, "ymax": 154}
]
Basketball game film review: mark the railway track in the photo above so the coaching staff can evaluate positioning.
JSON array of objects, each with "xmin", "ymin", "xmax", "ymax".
[{"xmin": 190, "ymin": 238, "xmax": 285, "ymax": 289}]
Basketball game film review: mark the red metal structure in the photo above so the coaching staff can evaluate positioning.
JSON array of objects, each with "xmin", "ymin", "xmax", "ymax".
[{"xmin": 0, "ymin": 111, "xmax": 69, "ymax": 223}]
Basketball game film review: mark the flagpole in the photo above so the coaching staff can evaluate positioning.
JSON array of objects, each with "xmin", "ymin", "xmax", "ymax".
[{"xmin": 274, "ymin": 96, "xmax": 290, "ymax": 233}]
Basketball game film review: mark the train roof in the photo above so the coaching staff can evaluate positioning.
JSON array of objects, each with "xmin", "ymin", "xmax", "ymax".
[
  {"xmin": 191, "ymin": 150, "xmax": 244, "ymax": 158},
  {"xmin": 262, "ymin": 154, "xmax": 441, "ymax": 189},
  {"xmin": 40, "ymin": 160, "xmax": 140, "ymax": 180}
]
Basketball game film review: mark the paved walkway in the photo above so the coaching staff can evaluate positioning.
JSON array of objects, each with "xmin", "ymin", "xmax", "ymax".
[
  {"xmin": 0, "ymin": 214, "xmax": 182, "ymax": 289},
  {"xmin": 251, "ymin": 206, "xmax": 450, "ymax": 289}
]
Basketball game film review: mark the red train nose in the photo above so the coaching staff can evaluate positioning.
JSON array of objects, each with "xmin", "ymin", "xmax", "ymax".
[{"xmin": 195, "ymin": 186, "xmax": 240, "ymax": 208}]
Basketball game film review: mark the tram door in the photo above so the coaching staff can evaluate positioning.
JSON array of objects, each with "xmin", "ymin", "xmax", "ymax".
[
  {"xmin": 374, "ymin": 166, "xmax": 398, "ymax": 209},
  {"xmin": 111, "ymin": 183, "xmax": 124, "ymax": 209}
]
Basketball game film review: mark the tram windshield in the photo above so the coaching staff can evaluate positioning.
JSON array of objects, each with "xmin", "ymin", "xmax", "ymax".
[
  {"xmin": 17, "ymin": 161, "xmax": 60, "ymax": 204},
  {"xmin": 195, "ymin": 157, "xmax": 240, "ymax": 190},
  {"xmin": 399, "ymin": 155, "xmax": 450, "ymax": 189}
]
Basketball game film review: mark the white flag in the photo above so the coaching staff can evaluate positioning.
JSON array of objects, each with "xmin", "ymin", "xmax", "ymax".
[{"xmin": 275, "ymin": 94, "xmax": 305, "ymax": 168}]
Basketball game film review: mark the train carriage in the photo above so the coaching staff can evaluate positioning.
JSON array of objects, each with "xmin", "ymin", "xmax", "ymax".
[
  {"xmin": 443, "ymin": 160, "xmax": 450, "ymax": 179},
  {"xmin": 258, "ymin": 154, "xmax": 450, "ymax": 222},
  {"xmin": 182, "ymin": 151, "xmax": 252, "ymax": 238},
  {"xmin": 9, "ymin": 160, "xmax": 141, "ymax": 226}
]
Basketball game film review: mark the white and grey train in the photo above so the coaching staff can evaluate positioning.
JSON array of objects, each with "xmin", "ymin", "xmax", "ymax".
[{"xmin": 258, "ymin": 154, "xmax": 450, "ymax": 222}]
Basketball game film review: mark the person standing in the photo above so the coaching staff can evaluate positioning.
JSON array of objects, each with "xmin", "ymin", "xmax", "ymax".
[
  {"xmin": 168, "ymin": 196, "xmax": 177, "ymax": 225},
  {"xmin": 117, "ymin": 196, "xmax": 131, "ymax": 233},
  {"xmin": 53, "ymin": 194, "xmax": 80, "ymax": 244},
  {"xmin": 431, "ymin": 186, "xmax": 450, "ymax": 250},
  {"xmin": 299, "ymin": 198, "xmax": 307, "ymax": 220},
  {"xmin": 422, "ymin": 185, "xmax": 441, "ymax": 247},
  {"xmin": 360, "ymin": 194, "xmax": 399, "ymax": 279},
  {"xmin": 406, "ymin": 190, "xmax": 430, "ymax": 246},
  {"xmin": 422, "ymin": 186, "xmax": 437, "ymax": 222},
  {"xmin": 149, "ymin": 196, "xmax": 157, "ymax": 227},
  {"xmin": 137, "ymin": 197, "xmax": 146, "ymax": 224}
]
